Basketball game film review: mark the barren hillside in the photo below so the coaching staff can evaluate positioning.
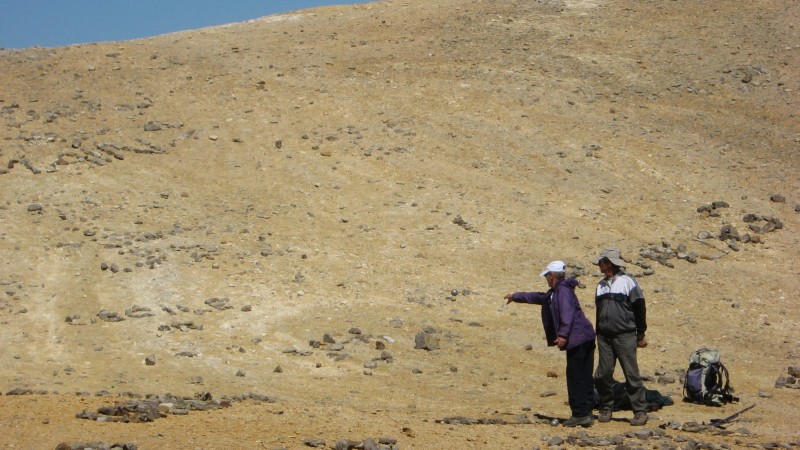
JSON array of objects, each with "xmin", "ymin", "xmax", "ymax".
[{"xmin": 1, "ymin": 0, "xmax": 798, "ymax": 448}]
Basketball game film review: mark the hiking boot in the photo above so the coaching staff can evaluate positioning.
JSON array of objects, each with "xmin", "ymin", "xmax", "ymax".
[
  {"xmin": 597, "ymin": 409, "xmax": 612, "ymax": 423},
  {"xmin": 562, "ymin": 415, "xmax": 594, "ymax": 427},
  {"xmin": 630, "ymin": 411, "xmax": 648, "ymax": 426}
]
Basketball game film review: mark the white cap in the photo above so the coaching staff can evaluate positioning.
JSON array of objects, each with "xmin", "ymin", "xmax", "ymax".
[{"xmin": 540, "ymin": 260, "xmax": 566, "ymax": 277}]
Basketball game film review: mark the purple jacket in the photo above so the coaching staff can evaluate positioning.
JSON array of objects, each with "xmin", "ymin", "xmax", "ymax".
[{"xmin": 510, "ymin": 277, "xmax": 596, "ymax": 350}]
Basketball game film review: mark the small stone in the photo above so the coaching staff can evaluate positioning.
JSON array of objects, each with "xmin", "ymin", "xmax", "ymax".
[
  {"xmin": 334, "ymin": 440, "xmax": 359, "ymax": 450},
  {"xmin": 720, "ymin": 224, "xmax": 738, "ymax": 240},
  {"xmin": 540, "ymin": 390, "xmax": 556, "ymax": 397},
  {"xmin": 27, "ymin": 203, "xmax": 43, "ymax": 212},
  {"xmin": 144, "ymin": 121, "xmax": 162, "ymax": 131},
  {"xmin": 144, "ymin": 355, "xmax": 156, "ymax": 366},
  {"xmin": 414, "ymin": 331, "xmax": 440, "ymax": 351},
  {"xmin": 770, "ymin": 193, "xmax": 786, "ymax": 203},
  {"xmin": 681, "ymin": 421, "xmax": 705, "ymax": 432}
]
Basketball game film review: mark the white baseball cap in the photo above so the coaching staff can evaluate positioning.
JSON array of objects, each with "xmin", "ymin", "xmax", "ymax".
[{"xmin": 540, "ymin": 260, "xmax": 566, "ymax": 277}]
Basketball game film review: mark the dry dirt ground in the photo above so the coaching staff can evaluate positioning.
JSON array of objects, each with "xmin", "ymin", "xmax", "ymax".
[{"xmin": 1, "ymin": 0, "xmax": 799, "ymax": 448}]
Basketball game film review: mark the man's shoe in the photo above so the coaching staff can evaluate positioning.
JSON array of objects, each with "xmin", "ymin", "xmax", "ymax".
[
  {"xmin": 597, "ymin": 409, "xmax": 612, "ymax": 423},
  {"xmin": 563, "ymin": 415, "xmax": 594, "ymax": 427},
  {"xmin": 630, "ymin": 411, "xmax": 648, "ymax": 426}
]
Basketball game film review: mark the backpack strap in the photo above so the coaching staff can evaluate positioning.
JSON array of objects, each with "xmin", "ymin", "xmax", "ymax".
[{"xmin": 716, "ymin": 363, "xmax": 738, "ymax": 403}]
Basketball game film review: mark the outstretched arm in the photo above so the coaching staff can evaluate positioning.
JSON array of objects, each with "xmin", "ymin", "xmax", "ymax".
[{"xmin": 504, "ymin": 291, "xmax": 548, "ymax": 305}]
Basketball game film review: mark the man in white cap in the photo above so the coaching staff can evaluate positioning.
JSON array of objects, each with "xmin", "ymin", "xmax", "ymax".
[
  {"xmin": 504, "ymin": 261, "xmax": 596, "ymax": 427},
  {"xmin": 592, "ymin": 247, "xmax": 649, "ymax": 426}
]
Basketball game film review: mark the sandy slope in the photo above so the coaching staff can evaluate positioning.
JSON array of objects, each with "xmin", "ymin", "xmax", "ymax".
[{"xmin": 1, "ymin": 0, "xmax": 798, "ymax": 448}]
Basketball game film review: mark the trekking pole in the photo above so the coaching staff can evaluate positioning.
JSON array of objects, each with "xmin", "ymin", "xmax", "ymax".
[{"xmin": 709, "ymin": 404, "xmax": 755, "ymax": 428}]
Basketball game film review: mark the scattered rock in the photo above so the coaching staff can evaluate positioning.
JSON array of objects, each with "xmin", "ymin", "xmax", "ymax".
[
  {"xmin": 75, "ymin": 393, "xmax": 232, "ymax": 424},
  {"xmin": 125, "ymin": 305, "xmax": 154, "ymax": 318},
  {"xmin": 770, "ymin": 193, "xmax": 785, "ymax": 203},
  {"xmin": 414, "ymin": 330, "xmax": 440, "ymax": 351},
  {"xmin": 204, "ymin": 297, "xmax": 232, "ymax": 311},
  {"xmin": 97, "ymin": 310, "xmax": 124, "ymax": 322},
  {"xmin": 56, "ymin": 442, "xmax": 137, "ymax": 450}
]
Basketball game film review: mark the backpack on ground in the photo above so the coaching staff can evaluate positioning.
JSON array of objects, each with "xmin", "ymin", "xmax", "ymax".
[
  {"xmin": 683, "ymin": 347, "xmax": 737, "ymax": 406},
  {"xmin": 606, "ymin": 379, "xmax": 674, "ymax": 412}
]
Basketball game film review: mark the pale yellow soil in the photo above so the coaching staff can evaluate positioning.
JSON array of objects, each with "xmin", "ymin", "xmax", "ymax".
[{"xmin": 1, "ymin": 0, "xmax": 798, "ymax": 448}]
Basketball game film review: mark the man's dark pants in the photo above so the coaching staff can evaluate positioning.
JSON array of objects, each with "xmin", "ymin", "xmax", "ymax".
[
  {"xmin": 595, "ymin": 332, "xmax": 647, "ymax": 412},
  {"xmin": 566, "ymin": 339, "xmax": 596, "ymax": 417}
]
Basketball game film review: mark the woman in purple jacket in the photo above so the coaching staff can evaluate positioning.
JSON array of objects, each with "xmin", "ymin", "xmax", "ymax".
[{"xmin": 504, "ymin": 260, "xmax": 597, "ymax": 427}]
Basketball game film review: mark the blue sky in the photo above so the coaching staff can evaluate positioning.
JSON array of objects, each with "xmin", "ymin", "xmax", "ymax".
[{"xmin": 0, "ymin": 1, "xmax": 367, "ymax": 50}]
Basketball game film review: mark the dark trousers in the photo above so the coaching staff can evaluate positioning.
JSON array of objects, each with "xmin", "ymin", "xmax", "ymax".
[
  {"xmin": 595, "ymin": 332, "xmax": 647, "ymax": 412},
  {"xmin": 566, "ymin": 339, "xmax": 596, "ymax": 417}
]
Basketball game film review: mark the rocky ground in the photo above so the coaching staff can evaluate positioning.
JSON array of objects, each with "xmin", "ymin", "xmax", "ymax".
[{"xmin": 1, "ymin": 0, "xmax": 798, "ymax": 448}]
